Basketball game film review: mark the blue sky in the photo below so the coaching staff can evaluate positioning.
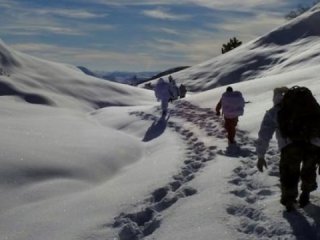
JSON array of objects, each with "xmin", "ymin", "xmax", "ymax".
[{"xmin": 0, "ymin": 0, "xmax": 317, "ymax": 72}]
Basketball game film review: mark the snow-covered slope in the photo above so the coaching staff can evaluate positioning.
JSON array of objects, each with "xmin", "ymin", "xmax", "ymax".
[
  {"xmin": 2, "ymin": 4, "xmax": 320, "ymax": 240},
  {"xmin": 139, "ymin": 4, "xmax": 320, "ymax": 92},
  {"xmin": 0, "ymin": 39, "xmax": 153, "ymax": 110},
  {"xmin": 0, "ymin": 37, "xmax": 156, "ymax": 240}
]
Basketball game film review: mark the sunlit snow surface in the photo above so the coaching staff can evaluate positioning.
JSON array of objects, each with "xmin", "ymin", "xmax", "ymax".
[{"xmin": 2, "ymin": 5, "xmax": 320, "ymax": 240}]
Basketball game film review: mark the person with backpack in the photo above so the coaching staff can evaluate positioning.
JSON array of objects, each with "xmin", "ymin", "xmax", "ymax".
[
  {"xmin": 215, "ymin": 86, "xmax": 245, "ymax": 144},
  {"xmin": 154, "ymin": 78, "xmax": 172, "ymax": 116},
  {"xmin": 256, "ymin": 86, "xmax": 320, "ymax": 211}
]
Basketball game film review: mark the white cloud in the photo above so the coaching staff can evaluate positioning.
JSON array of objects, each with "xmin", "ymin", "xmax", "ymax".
[
  {"xmin": 159, "ymin": 28, "xmax": 180, "ymax": 35},
  {"xmin": 4, "ymin": 25, "xmax": 84, "ymax": 36},
  {"xmin": 0, "ymin": 0, "xmax": 18, "ymax": 8},
  {"xmin": 188, "ymin": 0, "xmax": 286, "ymax": 10},
  {"xmin": 37, "ymin": 26, "xmax": 84, "ymax": 35},
  {"xmin": 81, "ymin": 0, "xmax": 287, "ymax": 11},
  {"xmin": 147, "ymin": 36, "xmax": 221, "ymax": 64},
  {"xmin": 10, "ymin": 43, "xmax": 76, "ymax": 56},
  {"xmin": 75, "ymin": 0, "xmax": 174, "ymax": 6},
  {"xmin": 147, "ymin": 27, "xmax": 180, "ymax": 35},
  {"xmin": 143, "ymin": 7, "xmax": 191, "ymax": 20},
  {"xmin": 3, "ymin": 24, "xmax": 114, "ymax": 37},
  {"xmin": 36, "ymin": 9, "xmax": 107, "ymax": 19},
  {"xmin": 212, "ymin": 12, "xmax": 286, "ymax": 41},
  {"xmin": 0, "ymin": 1, "xmax": 115, "ymax": 37},
  {"xmin": 8, "ymin": 43, "xmax": 161, "ymax": 71}
]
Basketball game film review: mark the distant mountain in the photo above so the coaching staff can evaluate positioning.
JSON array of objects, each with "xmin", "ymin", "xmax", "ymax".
[
  {"xmin": 77, "ymin": 66, "xmax": 98, "ymax": 77},
  {"xmin": 78, "ymin": 66, "xmax": 190, "ymax": 86},
  {"xmin": 98, "ymin": 71, "xmax": 158, "ymax": 85},
  {"xmin": 137, "ymin": 66, "xmax": 190, "ymax": 89},
  {"xmin": 147, "ymin": 66, "xmax": 190, "ymax": 80},
  {"xmin": 77, "ymin": 67, "xmax": 159, "ymax": 86}
]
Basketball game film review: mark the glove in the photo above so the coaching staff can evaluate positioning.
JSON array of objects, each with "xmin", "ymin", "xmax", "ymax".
[
  {"xmin": 257, "ymin": 157, "xmax": 267, "ymax": 172},
  {"xmin": 216, "ymin": 111, "xmax": 220, "ymax": 116}
]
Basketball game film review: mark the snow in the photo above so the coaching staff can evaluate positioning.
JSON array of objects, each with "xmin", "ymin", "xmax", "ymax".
[{"xmin": 2, "ymin": 5, "xmax": 320, "ymax": 240}]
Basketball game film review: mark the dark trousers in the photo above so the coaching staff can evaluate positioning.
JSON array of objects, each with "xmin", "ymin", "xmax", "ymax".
[
  {"xmin": 280, "ymin": 142, "xmax": 320, "ymax": 205},
  {"xmin": 224, "ymin": 117, "xmax": 238, "ymax": 143}
]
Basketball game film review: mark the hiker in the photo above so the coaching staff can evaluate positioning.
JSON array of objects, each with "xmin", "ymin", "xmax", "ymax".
[
  {"xmin": 168, "ymin": 76, "xmax": 179, "ymax": 102},
  {"xmin": 154, "ymin": 78, "xmax": 172, "ymax": 116},
  {"xmin": 256, "ymin": 86, "xmax": 320, "ymax": 211},
  {"xmin": 179, "ymin": 84, "xmax": 187, "ymax": 98},
  {"xmin": 215, "ymin": 86, "xmax": 245, "ymax": 144}
]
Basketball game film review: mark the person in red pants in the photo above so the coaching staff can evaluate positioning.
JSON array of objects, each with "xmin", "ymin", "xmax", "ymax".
[{"xmin": 215, "ymin": 86, "xmax": 245, "ymax": 144}]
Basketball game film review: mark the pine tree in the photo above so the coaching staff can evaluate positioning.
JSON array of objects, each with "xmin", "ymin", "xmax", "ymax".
[{"xmin": 221, "ymin": 37, "xmax": 242, "ymax": 54}]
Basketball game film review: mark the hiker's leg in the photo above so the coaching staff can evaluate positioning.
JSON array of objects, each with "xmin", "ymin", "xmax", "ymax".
[
  {"xmin": 230, "ymin": 118, "xmax": 238, "ymax": 142},
  {"xmin": 280, "ymin": 144, "xmax": 302, "ymax": 206},
  {"xmin": 161, "ymin": 100, "xmax": 168, "ymax": 115},
  {"xmin": 224, "ymin": 118, "xmax": 234, "ymax": 143},
  {"xmin": 299, "ymin": 144, "xmax": 319, "ymax": 207},
  {"xmin": 300, "ymin": 144, "xmax": 318, "ymax": 193},
  {"xmin": 223, "ymin": 118, "xmax": 230, "ymax": 141},
  {"xmin": 224, "ymin": 117, "xmax": 238, "ymax": 143}
]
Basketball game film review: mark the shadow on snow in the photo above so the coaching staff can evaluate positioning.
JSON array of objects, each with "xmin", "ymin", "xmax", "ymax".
[{"xmin": 142, "ymin": 115, "xmax": 170, "ymax": 142}]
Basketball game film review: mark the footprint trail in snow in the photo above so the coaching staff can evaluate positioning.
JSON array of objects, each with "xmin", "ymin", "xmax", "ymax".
[
  {"xmin": 111, "ymin": 101, "xmax": 221, "ymax": 240},
  {"xmin": 109, "ymin": 100, "xmax": 299, "ymax": 239}
]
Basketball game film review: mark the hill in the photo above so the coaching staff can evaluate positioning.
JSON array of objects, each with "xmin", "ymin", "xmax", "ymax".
[
  {"xmin": 139, "ymin": 4, "xmax": 320, "ymax": 92},
  {"xmin": 0, "ymin": 39, "xmax": 153, "ymax": 110}
]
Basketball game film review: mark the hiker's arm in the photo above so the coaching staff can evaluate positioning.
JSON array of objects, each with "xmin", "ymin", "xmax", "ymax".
[
  {"xmin": 215, "ymin": 99, "xmax": 222, "ymax": 116},
  {"xmin": 256, "ymin": 109, "xmax": 277, "ymax": 172}
]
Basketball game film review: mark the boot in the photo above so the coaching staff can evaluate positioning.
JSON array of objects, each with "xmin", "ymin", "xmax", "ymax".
[
  {"xmin": 299, "ymin": 191, "xmax": 310, "ymax": 208},
  {"xmin": 285, "ymin": 202, "xmax": 296, "ymax": 212},
  {"xmin": 281, "ymin": 198, "xmax": 297, "ymax": 212}
]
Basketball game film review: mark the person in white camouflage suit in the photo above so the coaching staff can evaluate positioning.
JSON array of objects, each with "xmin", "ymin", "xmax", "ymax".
[
  {"xmin": 154, "ymin": 78, "xmax": 172, "ymax": 116},
  {"xmin": 256, "ymin": 87, "xmax": 320, "ymax": 211}
]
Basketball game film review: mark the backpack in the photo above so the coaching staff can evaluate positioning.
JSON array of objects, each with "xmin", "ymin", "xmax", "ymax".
[
  {"xmin": 221, "ymin": 91, "xmax": 245, "ymax": 118},
  {"xmin": 277, "ymin": 86, "xmax": 320, "ymax": 141}
]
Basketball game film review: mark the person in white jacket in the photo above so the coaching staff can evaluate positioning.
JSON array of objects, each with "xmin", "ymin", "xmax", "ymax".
[
  {"xmin": 154, "ymin": 78, "xmax": 172, "ymax": 116},
  {"xmin": 216, "ymin": 86, "xmax": 245, "ymax": 144},
  {"xmin": 256, "ymin": 87, "xmax": 320, "ymax": 211}
]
